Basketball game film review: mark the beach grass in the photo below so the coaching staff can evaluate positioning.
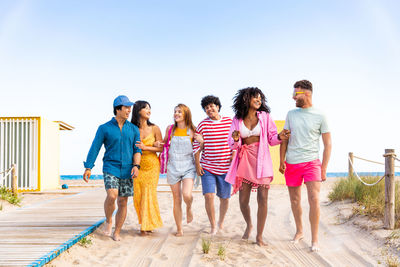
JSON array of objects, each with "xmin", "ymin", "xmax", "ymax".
[
  {"xmin": 386, "ymin": 254, "xmax": 400, "ymax": 267},
  {"xmin": 201, "ymin": 238, "xmax": 211, "ymax": 254},
  {"xmin": 380, "ymin": 247, "xmax": 400, "ymax": 267},
  {"xmin": 78, "ymin": 236, "xmax": 92, "ymax": 247},
  {"xmin": 387, "ymin": 229, "xmax": 400, "ymax": 240},
  {"xmin": 328, "ymin": 176, "xmax": 400, "ymax": 228},
  {"xmin": 0, "ymin": 186, "xmax": 22, "ymax": 206},
  {"xmin": 217, "ymin": 244, "xmax": 226, "ymax": 260}
]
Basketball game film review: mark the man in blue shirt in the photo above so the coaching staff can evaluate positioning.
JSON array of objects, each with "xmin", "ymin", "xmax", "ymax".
[{"xmin": 83, "ymin": 95, "xmax": 142, "ymax": 241}]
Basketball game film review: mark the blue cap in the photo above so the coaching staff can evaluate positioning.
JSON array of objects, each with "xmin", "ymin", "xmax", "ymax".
[{"xmin": 113, "ymin": 95, "xmax": 134, "ymax": 107}]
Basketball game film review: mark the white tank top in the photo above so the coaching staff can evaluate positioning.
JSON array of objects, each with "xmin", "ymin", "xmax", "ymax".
[{"xmin": 240, "ymin": 120, "xmax": 261, "ymax": 138}]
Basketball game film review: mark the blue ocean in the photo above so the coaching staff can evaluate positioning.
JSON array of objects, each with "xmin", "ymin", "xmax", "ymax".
[{"xmin": 60, "ymin": 172, "xmax": 399, "ymax": 180}]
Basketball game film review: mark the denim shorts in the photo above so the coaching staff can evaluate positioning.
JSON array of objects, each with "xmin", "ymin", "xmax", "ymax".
[
  {"xmin": 201, "ymin": 170, "xmax": 231, "ymax": 199},
  {"xmin": 103, "ymin": 172, "xmax": 133, "ymax": 197}
]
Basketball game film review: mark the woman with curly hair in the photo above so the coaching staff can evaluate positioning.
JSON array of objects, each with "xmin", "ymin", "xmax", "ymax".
[
  {"xmin": 225, "ymin": 87, "xmax": 290, "ymax": 246},
  {"xmin": 131, "ymin": 100, "xmax": 163, "ymax": 235}
]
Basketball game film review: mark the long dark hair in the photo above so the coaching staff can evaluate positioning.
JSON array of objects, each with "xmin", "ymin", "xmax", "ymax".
[
  {"xmin": 131, "ymin": 100, "xmax": 154, "ymax": 127},
  {"xmin": 232, "ymin": 87, "xmax": 270, "ymax": 119}
]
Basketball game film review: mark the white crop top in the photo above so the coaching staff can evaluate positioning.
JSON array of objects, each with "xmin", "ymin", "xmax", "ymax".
[{"xmin": 240, "ymin": 121, "xmax": 261, "ymax": 138}]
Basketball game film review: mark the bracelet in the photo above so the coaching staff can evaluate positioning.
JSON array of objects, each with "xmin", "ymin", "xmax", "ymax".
[
  {"xmin": 277, "ymin": 134, "xmax": 281, "ymax": 141},
  {"xmin": 133, "ymin": 164, "xmax": 141, "ymax": 170}
]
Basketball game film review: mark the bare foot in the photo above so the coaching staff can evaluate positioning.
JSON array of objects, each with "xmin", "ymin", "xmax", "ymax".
[
  {"xmin": 256, "ymin": 237, "xmax": 267, "ymax": 246},
  {"xmin": 291, "ymin": 232, "xmax": 304, "ymax": 244},
  {"xmin": 102, "ymin": 222, "xmax": 112, "ymax": 236},
  {"xmin": 140, "ymin": 230, "xmax": 148, "ymax": 236},
  {"xmin": 210, "ymin": 227, "xmax": 217, "ymax": 235},
  {"xmin": 311, "ymin": 243, "xmax": 319, "ymax": 252},
  {"xmin": 175, "ymin": 230, "xmax": 183, "ymax": 237},
  {"xmin": 187, "ymin": 207, "xmax": 193, "ymax": 224},
  {"xmin": 217, "ymin": 221, "xmax": 224, "ymax": 231},
  {"xmin": 112, "ymin": 233, "xmax": 121, "ymax": 241},
  {"xmin": 242, "ymin": 225, "xmax": 253, "ymax": 240}
]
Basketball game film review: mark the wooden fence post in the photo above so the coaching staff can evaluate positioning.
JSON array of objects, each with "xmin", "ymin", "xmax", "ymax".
[
  {"xmin": 384, "ymin": 149, "xmax": 395, "ymax": 230},
  {"xmin": 348, "ymin": 152, "xmax": 354, "ymax": 177},
  {"xmin": 11, "ymin": 164, "xmax": 18, "ymax": 196}
]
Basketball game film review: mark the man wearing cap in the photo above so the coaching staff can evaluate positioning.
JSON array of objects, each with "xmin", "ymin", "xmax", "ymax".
[{"xmin": 83, "ymin": 95, "xmax": 142, "ymax": 241}]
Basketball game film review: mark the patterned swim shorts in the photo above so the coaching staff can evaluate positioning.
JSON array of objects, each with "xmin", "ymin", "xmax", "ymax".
[{"xmin": 103, "ymin": 172, "xmax": 133, "ymax": 197}]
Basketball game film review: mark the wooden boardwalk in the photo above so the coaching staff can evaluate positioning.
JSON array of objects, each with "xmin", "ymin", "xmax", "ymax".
[
  {"xmin": 0, "ymin": 181, "xmax": 201, "ymax": 267},
  {"xmin": 0, "ymin": 188, "xmax": 106, "ymax": 267}
]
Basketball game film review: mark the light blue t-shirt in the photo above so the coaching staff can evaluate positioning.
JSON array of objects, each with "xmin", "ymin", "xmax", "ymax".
[{"xmin": 284, "ymin": 107, "xmax": 329, "ymax": 164}]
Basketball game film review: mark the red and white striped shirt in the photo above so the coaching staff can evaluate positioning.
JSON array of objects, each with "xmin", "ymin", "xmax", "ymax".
[{"xmin": 193, "ymin": 116, "xmax": 232, "ymax": 175}]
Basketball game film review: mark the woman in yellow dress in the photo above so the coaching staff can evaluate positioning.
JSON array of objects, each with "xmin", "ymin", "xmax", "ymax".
[{"xmin": 131, "ymin": 100, "xmax": 163, "ymax": 235}]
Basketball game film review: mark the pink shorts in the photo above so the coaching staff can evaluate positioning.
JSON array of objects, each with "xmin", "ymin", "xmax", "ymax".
[{"xmin": 284, "ymin": 159, "xmax": 322, "ymax": 187}]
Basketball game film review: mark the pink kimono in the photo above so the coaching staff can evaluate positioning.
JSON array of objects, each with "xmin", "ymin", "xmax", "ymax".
[{"xmin": 225, "ymin": 111, "xmax": 281, "ymax": 192}]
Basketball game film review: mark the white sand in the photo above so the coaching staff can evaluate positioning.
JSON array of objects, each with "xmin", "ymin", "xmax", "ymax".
[{"xmin": 2, "ymin": 178, "xmax": 398, "ymax": 266}]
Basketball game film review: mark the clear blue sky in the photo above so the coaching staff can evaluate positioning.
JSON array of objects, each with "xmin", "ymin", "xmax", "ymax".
[{"xmin": 1, "ymin": 0, "xmax": 399, "ymax": 174}]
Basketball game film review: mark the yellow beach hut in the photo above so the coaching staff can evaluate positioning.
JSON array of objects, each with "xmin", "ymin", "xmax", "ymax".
[
  {"xmin": 0, "ymin": 117, "xmax": 73, "ymax": 192},
  {"xmin": 270, "ymin": 120, "xmax": 285, "ymax": 185}
]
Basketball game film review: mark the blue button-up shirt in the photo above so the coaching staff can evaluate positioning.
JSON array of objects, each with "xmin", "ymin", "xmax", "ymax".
[{"xmin": 84, "ymin": 117, "xmax": 142, "ymax": 179}]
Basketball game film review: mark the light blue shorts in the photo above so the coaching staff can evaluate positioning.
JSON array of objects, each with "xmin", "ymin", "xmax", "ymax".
[{"xmin": 167, "ymin": 168, "xmax": 196, "ymax": 185}]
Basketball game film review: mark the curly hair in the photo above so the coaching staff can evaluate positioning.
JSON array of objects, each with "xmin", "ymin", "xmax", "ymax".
[
  {"xmin": 232, "ymin": 87, "xmax": 270, "ymax": 119},
  {"xmin": 201, "ymin": 95, "xmax": 221, "ymax": 111},
  {"xmin": 294, "ymin": 80, "xmax": 313, "ymax": 92},
  {"xmin": 131, "ymin": 100, "xmax": 154, "ymax": 127}
]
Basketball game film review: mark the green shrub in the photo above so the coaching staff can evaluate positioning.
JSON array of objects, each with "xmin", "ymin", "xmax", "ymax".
[
  {"xmin": 217, "ymin": 244, "xmax": 226, "ymax": 260},
  {"xmin": 78, "ymin": 236, "xmax": 92, "ymax": 247},
  {"xmin": 0, "ymin": 186, "xmax": 22, "ymax": 206},
  {"xmin": 329, "ymin": 176, "xmax": 400, "ymax": 228},
  {"xmin": 328, "ymin": 176, "xmax": 359, "ymax": 201},
  {"xmin": 201, "ymin": 238, "xmax": 211, "ymax": 254}
]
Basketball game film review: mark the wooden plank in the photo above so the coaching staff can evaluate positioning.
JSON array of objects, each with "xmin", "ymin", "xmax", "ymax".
[
  {"xmin": 0, "ymin": 188, "xmax": 107, "ymax": 266},
  {"xmin": 0, "ymin": 240, "xmax": 74, "ymax": 244}
]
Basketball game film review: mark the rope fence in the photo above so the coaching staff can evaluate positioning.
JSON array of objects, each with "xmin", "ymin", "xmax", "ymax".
[
  {"xmin": 352, "ymin": 155, "xmax": 400, "ymax": 168},
  {"xmin": 348, "ymin": 156, "xmax": 385, "ymax": 186},
  {"xmin": 348, "ymin": 149, "xmax": 396, "ymax": 229},
  {"xmin": 0, "ymin": 166, "xmax": 14, "ymax": 183},
  {"xmin": 0, "ymin": 164, "xmax": 18, "ymax": 195}
]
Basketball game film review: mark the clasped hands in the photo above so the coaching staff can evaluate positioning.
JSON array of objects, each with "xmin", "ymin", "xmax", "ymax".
[
  {"xmin": 278, "ymin": 129, "xmax": 291, "ymax": 140},
  {"xmin": 231, "ymin": 129, "xmax": 291, "ymax": 142}
]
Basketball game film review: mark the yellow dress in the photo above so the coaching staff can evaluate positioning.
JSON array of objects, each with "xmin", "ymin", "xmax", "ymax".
[{"xmin": 134, "ymin": 133, "xmax": 163, "ymax": 231}]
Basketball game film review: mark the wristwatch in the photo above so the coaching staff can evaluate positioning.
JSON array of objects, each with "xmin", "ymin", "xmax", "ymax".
[{"xmin": 133, "ymin": 164, "xmax": 141, "ymax": 170}]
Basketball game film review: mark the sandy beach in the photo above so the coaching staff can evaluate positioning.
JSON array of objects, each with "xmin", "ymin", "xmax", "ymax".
[{"xmin": 2, "ymin": 178, "xmax": 399, "ymax": 266}]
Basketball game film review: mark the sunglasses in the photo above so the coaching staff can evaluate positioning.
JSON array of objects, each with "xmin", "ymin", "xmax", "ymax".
[{"xmin": 293, "ymin": 91, "xmax": 305, "ymax": 97}]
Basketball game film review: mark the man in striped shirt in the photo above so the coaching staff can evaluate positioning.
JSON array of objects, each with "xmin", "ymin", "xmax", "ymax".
[{"xmin": 193, "ymin": 95, "xmax": 232, "ymax": 235}]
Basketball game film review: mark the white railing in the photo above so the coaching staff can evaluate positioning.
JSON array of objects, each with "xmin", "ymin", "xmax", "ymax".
[{"xmin": 0, "ymin": 118, "xmax": 38, "ymax": 190}]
